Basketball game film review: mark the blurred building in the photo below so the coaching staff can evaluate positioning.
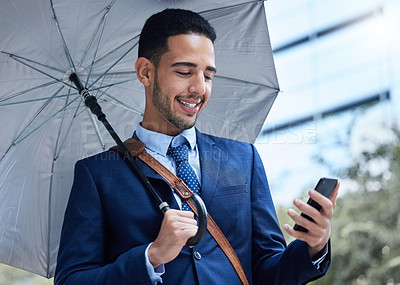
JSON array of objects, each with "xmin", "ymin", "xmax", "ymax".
[{"xmin": 256, "ymin": 0, "xmax": 400, "ymax": 205}]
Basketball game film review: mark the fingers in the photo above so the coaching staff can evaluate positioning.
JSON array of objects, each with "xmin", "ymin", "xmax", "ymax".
[
  {"xmin": 285, "ymin": 181, "xmax": 340, "ymax": 256},
  {"xmin": 174, "ymin": 209, "xmax": 196, "ymax": 220},
  {"xmin": 286, "ymin": 205, "xmax": 329, "ymax": 237},
  {"xmin": 294, "ymin": 193, "xmax": 332, "ymax": 227},
  {"xmin": 284, "ymin": 222, "xmax": 329, "ymax": 253},
  {"xmin": 162, "ymin": 210, "xmax": 198, "ymax": 240},
  {"xmin": 284, "ymin": 205, "xmax": 330, "ymax": 254},
  {"xmin": 148, "ymin": 209, "xmax": 198, "ymax": 267}
]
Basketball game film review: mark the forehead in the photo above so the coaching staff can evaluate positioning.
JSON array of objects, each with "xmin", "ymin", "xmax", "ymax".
[{"xmin": 162, "ymin": 34, "xmax": 216, "ymax": 68}]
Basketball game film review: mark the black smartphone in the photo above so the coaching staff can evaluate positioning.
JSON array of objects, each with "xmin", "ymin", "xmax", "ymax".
[{"xmin": 293, "ymin": 178, "xmax": 338, "ymax": 232}]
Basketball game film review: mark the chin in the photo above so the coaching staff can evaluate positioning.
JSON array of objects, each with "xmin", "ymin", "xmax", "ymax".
[{"xmin": 172, "ymin": 117, "xmax": 197, "ymax": 131}]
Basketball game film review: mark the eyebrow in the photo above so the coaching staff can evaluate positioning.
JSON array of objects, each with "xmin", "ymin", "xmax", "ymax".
[{"xmin": 171, "ymin": 62, "xmax": 217, "ymax": 73}]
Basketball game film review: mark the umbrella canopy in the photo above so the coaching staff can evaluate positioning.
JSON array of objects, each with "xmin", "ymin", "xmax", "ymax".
[{"xmin": 0, "ymin": 0, "xmax": 279, "ymax": 278}]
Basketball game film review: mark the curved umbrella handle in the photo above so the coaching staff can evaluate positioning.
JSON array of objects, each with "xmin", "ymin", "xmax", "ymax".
[{"xmin": 186, "ymin": 194, "xmax": 208, "ymax": 246}]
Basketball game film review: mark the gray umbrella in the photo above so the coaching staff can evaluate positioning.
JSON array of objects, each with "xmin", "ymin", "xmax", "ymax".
[{"xmin": 0, "ymin": 0, "xmax": 279, "ymax": 278}]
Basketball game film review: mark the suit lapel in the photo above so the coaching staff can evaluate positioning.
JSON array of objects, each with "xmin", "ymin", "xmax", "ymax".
[{"xmin": 197, "ymin": 131, "xmax": 221, "ymax": 208}]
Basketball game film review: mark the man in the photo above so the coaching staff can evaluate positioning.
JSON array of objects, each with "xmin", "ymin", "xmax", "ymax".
[{"xmin": 55, "ymin": 9, "xmax": 339, "ymax": 285}]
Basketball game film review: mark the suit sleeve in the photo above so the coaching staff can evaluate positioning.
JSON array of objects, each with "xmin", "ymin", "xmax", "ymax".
[
  {"xmin": 54, "ymin": 160, "xmax": 154, "ymax": 285},
  {"xmin": 250, "ymin": 145, "xmax": 330, "ymax": 284}
]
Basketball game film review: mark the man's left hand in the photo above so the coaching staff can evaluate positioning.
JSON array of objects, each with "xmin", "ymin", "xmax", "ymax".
[{"xmin": 284, "ymin": 181, "xmax": 340, "ymax": 258}]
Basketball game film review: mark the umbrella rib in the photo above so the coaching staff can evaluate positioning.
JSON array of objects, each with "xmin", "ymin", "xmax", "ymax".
[
  {"xmin": 14, "ymin": 88, "xmax": 80, "ymax": 145},
  {"xmin": 214, "ymin": 74, "xmax": 280, "ymax": 91},
  {"xmin": 45, "ymin": 92, "xmax": 72, "ymax": 277},
  {"xmin": 2, "ymin": 52, "xmax": 76, "ymax": 90},
  {"xmin": 0, "ymin": 51, "xmax": 65, "ymax": 74},
  {"xmin": 87, "ymin": 35, "xmax": 139, "ymax": 70},
  {"xmin": 45, "ymin": 97, "xmax": 82, "ymax": 278},
  {"xmin": 198, "ymin": 0, "xmax": 264, "ymax": 15},
  {"xmin": 89, "ymin": 71, "xmax": 136, "ymax": 77},
  {"xmin": 90, "ymin": 78, "xmax": 136, "ymax": 92},
  {"xmin": 49, "ymin": 0, "xmax": 76, "ymax": 73},
  {"xmin": 87, "ymin": 36, "xmax": 139, "ymax": 90},
  {"xmin": 89, "ymin": 75, "xmax": 143, "ymax": 116},
  {"xmin": 84, "ymin": 0, "xmax": 117, "ymax": 88},
  {"xmin": 86, "ymin": 108, "xmax": 106, "ymax": 150},
  {"xmin": 0, "ymin": 93, "xmax": 76, "ymax": 107},
  {"xmin": 99, "ymin": 98, "xmax": 144, "ymax": 116},
  {"xmin": 52, "ymin": 90, "xmax": 71, "ymax": 161},
  {"xmin": 98, "ymin": 79, "xmax": 144, "ymax": 117},
  {"xmin": 88, "ymin": 76, "xmax": 142, "ymax": 116},
  {"xmin": 17, "ymin": 95, "xmax": 81, "ymax": 145},
  {"xmin": 0, "ymin": 87, "xmax": 64, "ymax": 162},
  {"xmin": 11, "ymin": 86, "xmax": 63, "ymax": 144},
  {"xmin": 54, "ymin": 96, "xmax": 84, "ymax": 161},
  {"xmin": 43, "ymin": 92, "xmax": 83, "ymax": 278},
  {"xmin": 80, "ymin": 0, "xmax": 117, "ymax": 66},
  {"xmin": 0, "ymin": 80, "xmax": 58, "ymax": 104},
  {"xmin": 97, "ymin": 90, "xmax": 143, "ymax": 116}
]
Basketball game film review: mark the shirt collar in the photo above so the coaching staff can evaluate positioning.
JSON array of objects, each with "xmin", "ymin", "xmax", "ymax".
[{"xmin": 135, "ymin": 123, "xmax": 197, "ymax": 156}]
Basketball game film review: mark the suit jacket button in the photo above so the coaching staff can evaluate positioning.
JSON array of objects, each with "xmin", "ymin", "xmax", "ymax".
[{"xmin": 194, "ymin": 251, "xmax": 201, "ymax": 260}]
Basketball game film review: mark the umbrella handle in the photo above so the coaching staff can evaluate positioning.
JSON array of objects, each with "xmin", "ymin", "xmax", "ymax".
[{"xmin": 186, "ymin": 194, "xmax": 208, "ymax": 246}]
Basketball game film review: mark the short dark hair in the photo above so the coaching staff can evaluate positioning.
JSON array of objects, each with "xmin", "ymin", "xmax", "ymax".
[{"xmin": 138, "ymin": 9, "xmax": 217, "ymax": 66}]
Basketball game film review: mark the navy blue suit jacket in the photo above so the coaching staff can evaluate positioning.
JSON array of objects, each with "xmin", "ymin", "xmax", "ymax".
[{"xmin": 55, "ymin": 131, "xmax": 330, "ymax": 284}]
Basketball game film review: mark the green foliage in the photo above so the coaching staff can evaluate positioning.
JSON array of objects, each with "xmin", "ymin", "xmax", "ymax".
[
  {"xmin": 276, "ymin": 126, "xmax": 400, "ymax": 284},
  {"xmin": 316, "ymin": 127, "xmax": 400, "ymax": 285}
]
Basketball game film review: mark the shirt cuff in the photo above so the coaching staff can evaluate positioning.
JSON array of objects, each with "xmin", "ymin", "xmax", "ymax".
[
  {"xmin": 145, "ymin": 243, "xmax": 165, "ymax": 284},
  {"xmin": 311, "ymin": 244, "xmax": 329, "ymax": 270}
]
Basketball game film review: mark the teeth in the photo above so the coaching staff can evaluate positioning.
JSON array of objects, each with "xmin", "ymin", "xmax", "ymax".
[{"xmin": 178, "ymin": 99, "xmax": 197, "ymax": 108}]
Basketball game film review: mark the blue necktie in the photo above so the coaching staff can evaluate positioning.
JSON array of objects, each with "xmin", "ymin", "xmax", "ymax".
[{"xmin": 168, "ymin": 144, "xmax": 200, "ymax": 211}]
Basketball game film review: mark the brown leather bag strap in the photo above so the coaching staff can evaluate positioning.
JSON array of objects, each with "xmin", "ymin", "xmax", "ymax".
[{"xmin": 111, "ymin": 138, "xmax": 249, "ymax": 285}]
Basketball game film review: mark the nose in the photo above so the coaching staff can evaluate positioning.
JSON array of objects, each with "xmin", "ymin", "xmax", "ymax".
[{"xmin": 188, "ymin": 73, "xmax": 206, "ymax": 95}]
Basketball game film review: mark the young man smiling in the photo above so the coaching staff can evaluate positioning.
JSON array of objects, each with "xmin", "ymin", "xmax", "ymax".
[
  {"xmin": 137, "ymin": 33, "xmax": 216, "ymax": 136},
  {"xmin": 55, "ymin": 9, "xmax": 338, "ymax": 285}
]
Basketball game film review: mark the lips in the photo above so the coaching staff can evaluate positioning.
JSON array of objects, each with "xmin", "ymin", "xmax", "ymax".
[
  {"xmin": 177, "ymin": 98, "xmax": 201, "ymax": 114},
  {"xmin": 178, "ymin": 99, "xmax": 198, "ymax": 108}
]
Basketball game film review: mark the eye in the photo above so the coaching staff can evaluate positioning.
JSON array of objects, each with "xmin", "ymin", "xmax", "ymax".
[
  {"xmin": 204, "ymin": 73, "xmax": 214, "ymax": 81},
  {"xmin": 176, "ymin": 71, "xmax": 191, "ymax": 76}
]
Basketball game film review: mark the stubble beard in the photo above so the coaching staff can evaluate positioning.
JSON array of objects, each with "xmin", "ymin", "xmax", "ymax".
[{"xmin": 152, "ymin": 76, "xmax": 198, "ymax": 131}]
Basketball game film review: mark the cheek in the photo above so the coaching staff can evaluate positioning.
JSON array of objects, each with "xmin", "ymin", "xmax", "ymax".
[
  {"xmin": 155, "ymin": 72, "xmax": 180, "ymax": 96},
  {"xmin": 164, "ymin": 80, "xmax": 186, "ymax": 98}
]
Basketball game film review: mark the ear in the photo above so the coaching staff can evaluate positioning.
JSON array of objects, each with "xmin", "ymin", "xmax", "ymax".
[{"xmin": 135, "ymin": 57, "xmax": 153, "ymax": 86}]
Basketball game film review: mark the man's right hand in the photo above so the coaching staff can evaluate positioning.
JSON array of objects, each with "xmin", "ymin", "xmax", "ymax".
[{"xmin": 148, "ymin": 209, "xmax": 198, "ymax": 268}]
